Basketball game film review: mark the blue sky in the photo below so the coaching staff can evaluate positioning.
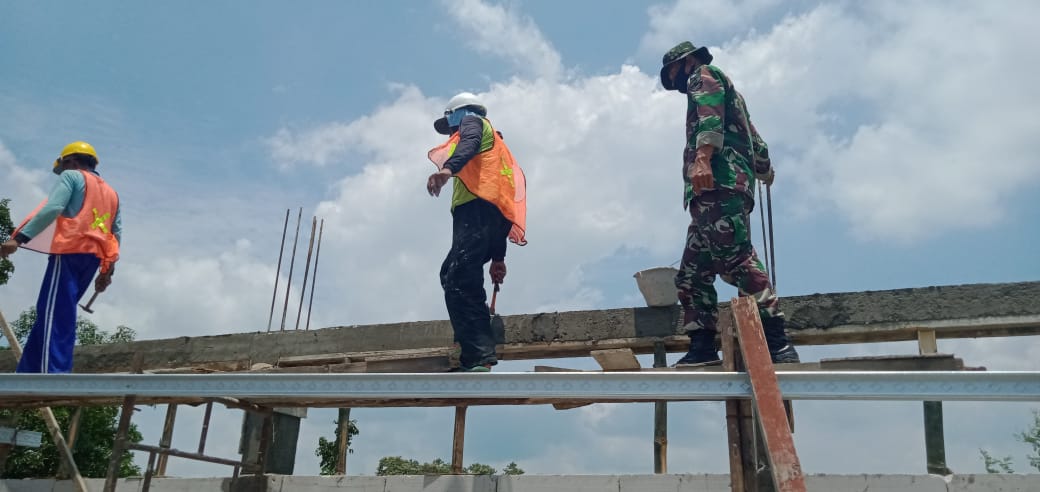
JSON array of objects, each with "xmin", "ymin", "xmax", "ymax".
[{"xmin": 2, "ymin": 0, "xmax": 1039, "ymax": 478}]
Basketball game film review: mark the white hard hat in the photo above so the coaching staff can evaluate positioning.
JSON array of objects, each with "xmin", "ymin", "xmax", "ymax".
[{"xmin": 434, "ymin": 92, "xmax": 488, "ymax": 135}]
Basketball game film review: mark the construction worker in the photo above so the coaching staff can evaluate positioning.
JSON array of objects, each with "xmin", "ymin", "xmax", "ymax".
[
  {"xmin": 0, "ymin": 141, "xmax": 121, "ymax": 373},
  {"xmin": 427, "ymin": 92, "xmax": 527, "ymax": 372},
  {"xmin": 659, "ymin": 42, "xmax": 799, "ymax": 365}
]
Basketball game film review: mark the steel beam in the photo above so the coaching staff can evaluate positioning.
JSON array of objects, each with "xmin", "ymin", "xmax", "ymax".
[{"xmin": 0, "ymin": 372, "xmax": 1037, "ymax": 402}]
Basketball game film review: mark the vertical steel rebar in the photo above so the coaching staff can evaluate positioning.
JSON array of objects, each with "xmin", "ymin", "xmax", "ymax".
[
  {"xmin": 758, "ymin": 185, "xmax": 771, "ymax": 282},
  {"xmin": 280, "ymin": 208, "xmax": 303, "ymax": 331},
  {"xmin": 198, "ymin": 401, "xmax": 214, "ymax": 454},
  {"xmin": 305, "ymin": 219, "xmax": 325, "ymax": 331},
  {"xmin": 267, "ymin": 209, "xmax": 290, "ymax": 332},
  {"xmin": 766, "ymin": 184, "xmax": 777, "ymax": 289},
  {"xmin": 295, "ymin": 217, "xmax": 318, "ymax": 330}
]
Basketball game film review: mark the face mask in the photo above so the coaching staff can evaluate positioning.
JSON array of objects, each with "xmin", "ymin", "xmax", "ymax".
[
  {"xmin": 671, "ymin": 69, "xmax": 690, "ymax": 93},
  {"xmin": 446, "ymin": 108, "xmax": 475, "ymax": 128}
]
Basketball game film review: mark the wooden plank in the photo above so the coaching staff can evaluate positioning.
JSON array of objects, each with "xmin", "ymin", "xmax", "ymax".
[
  {"xmin": 732, "ymin": 296, "xmax": 807, "ymax": 492},
  {"xmin": 0, "ymin": 427, "xmax": 43, "ymax": 447},
  {"xmin": 2, "ymin": 282, "xmax": 1035, "ymax": 374},
  {"xmin": 590, "ymin": 348, "xmax": 641, "ymax": 371},
  {"xmin": 278, "ymin": 353, "xmax": 348, "ymax": 367},
  {"xmin": 820, "ymin": 354, "xmax": 962, "ymax": 371}
]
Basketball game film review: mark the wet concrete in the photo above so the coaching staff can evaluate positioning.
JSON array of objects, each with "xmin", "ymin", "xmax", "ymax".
[{"xmin": 0, "ymin": 281, "xmax": 1036, "ymax": 373}]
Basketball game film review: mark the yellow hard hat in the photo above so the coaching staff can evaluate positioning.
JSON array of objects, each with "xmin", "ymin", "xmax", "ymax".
[{"xmin": 53, "ymin": 141, "xmax": 98, "ymax": 175}]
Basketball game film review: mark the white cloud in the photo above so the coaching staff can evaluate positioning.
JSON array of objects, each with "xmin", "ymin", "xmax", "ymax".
[
  {"xmin": 639, "ymin": 0, "xmax": 786, "ymax": 58},
  {"xmin": 443, "ymin": 0, "xmax": 564, "ymax": 81}
]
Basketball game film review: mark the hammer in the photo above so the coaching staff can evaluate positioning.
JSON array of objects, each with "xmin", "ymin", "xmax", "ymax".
[{"xmin": 79, "ymin": 291, "xmax": 100, "ymax": 314}]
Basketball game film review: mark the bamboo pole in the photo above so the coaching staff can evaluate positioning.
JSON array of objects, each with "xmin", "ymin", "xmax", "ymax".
[
  {"xmin": 652, "ymin": 342, "xmax": 667, "ymax": 474},
  {"xmin": 0, "ymin": 308, "xmax": 88, "ymax": 492}
]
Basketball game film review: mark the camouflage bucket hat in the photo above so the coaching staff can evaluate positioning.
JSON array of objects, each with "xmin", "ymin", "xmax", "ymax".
[{"xmin": 660, "ymin": 41, "xmax": 713, "ymax": 90}]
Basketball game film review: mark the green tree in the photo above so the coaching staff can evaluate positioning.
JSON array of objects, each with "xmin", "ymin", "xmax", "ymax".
[
  {"xmin": 0, "ymin": 198, "xmax": 15, "ymax": 285},
  {"xmin": 315, "ymin": 416, "xmax": 359, "ymax": 475},
  {"xmin": 375, "ymin": 456, "xmax": 524, "ymax": 476},
  {"xmin": 979, "ymin": 409, "xmax": 1040, "ymax": 473},
  {"xmin": 0, "ymin": 307, "xmax": 142, "ymax": 478}
]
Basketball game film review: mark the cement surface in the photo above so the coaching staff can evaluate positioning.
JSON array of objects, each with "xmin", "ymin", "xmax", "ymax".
[{"xmin": 1, "ymin": 281, "xmax": 1036, "ymax": 373}]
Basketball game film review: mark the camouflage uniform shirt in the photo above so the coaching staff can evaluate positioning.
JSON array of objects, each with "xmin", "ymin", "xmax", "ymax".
[{"xmin": 683, "ymin": 64, "xmax": 771, "ymax": 207}]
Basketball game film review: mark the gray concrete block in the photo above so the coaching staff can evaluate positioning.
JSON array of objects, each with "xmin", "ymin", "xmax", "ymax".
[
  {"xmin": 498, "ymin": 475, "xmax": 619, "ymax": 492},
  {"xmin": 948, "ymin": 474, "xmax": 1040, "ymax": 492},
  {"xmin": 279, "ymin": 475, "xmax": 386, "ymax": 492},
  {"xmin": 805, "ymin": 474, "xmax": 947, "ymax": 492},
  {"xmin": 0, "ymin": 479, "xmax": 57, "ymax": 492},
  {"xmin": 676, "ymin": 474, "xmax": 731, "ymax": 492},
  {"xmin": 420, "ymin": 475, "xmax": 495, "ymax": 492},
  {"xmin": 620, "ymin": 474, "xmax": 680, "ymax": 492}
]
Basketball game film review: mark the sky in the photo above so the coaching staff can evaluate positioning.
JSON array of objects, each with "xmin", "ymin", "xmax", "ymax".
[{"xmin": 2, "ymin": 0, "xmax": 1040, "ymax": 478}]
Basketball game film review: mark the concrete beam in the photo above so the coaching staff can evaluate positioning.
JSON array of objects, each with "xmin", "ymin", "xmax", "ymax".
[{"xmin": 0, "ymin": 281, "xmax": 1036, "ymax": 374}]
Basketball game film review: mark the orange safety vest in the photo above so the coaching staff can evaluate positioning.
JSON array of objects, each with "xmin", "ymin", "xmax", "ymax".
[
  {"xmin": 428, "ymin": 119, "xmax": 527, "ymax": 246},
  {"xmin": 14, "ymin": 170, "xmax": 121, "ymax": 273}
]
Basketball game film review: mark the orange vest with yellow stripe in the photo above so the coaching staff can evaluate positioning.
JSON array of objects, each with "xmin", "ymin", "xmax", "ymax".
[
  {"xmin": 428, "ymin": 119, "xmax": 527, "ymax": 246},
  {"xmin": 14, "ymin": 170, "xmax": 121, "ymax": 273}
]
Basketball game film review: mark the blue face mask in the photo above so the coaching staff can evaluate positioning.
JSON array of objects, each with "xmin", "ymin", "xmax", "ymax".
[{"xmin": 446, "ymin": 108, "xmax": 475, "ymax": 128}]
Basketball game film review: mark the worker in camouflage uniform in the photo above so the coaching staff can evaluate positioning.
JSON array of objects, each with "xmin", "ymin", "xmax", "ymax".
[{"xmin": 660, "ymin": 41, "xmax": 799, "ymax": 365}]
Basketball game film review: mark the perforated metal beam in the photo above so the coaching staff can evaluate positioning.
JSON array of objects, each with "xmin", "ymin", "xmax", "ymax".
[{"xmin": 0, "ymin": 371, "xmax": 1037, "ymax": 402}]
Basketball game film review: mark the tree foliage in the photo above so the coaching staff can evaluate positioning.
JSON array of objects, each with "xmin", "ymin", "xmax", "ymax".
[
  {"xmin": 376, "ymin": 456, "xmax": 524, "ymax": 476},
  {"xmin": 315, "ymin": 417, "xmax": 359, "ymax": 475},
  {"xmin": 0, "ymin": 198, "xmax": 15, "ymax": 285},
  {"xmin": 979, "ymin": 409, "xmax": 1040, "ymax": 473},
  {"xmin": 0, "ymin": 308, "xmax": 141, "ymax": 478}
]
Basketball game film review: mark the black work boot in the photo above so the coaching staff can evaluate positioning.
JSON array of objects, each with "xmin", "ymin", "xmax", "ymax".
[
  {"xmin": 675, "ymin": 329, "xmax": 721, "ymax": 366},
  {"xmin": 762, "ymin": 317, "xmax": 800, "ymax": 364}
]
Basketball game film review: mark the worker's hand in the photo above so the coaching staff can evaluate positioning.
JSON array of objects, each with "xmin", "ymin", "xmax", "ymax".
[
  {"xmin": 689, "ymin": 145, "xmax": 714, "ymax": 194},
  {"xmin": 427, "ymin": 168, "xmax": 453, "ymax": 197},
  {"xmin": 757, "ymin": 168, "xmax": 775, "ymax": 186},
  {"xmin": 489, "ymin": 260, "xmax": 507, "ymax": 284},
  {"xmin": 0, "ymin": 239, "xmax": 18, "ymax": 259},
  {"xmin": 94, "ymin": 272, "xmax": 113, "ymax": 293}
]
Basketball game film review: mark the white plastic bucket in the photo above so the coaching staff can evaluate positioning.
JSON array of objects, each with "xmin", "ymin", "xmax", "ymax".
[{"xmin": 633, "ymin": 267, "xmax": 679, "ymax": 307}]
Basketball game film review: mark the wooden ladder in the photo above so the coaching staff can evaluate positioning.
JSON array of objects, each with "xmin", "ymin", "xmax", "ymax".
[{"xmin": 725, "ymin": 296, "xmax": 806, "ymax": 492}]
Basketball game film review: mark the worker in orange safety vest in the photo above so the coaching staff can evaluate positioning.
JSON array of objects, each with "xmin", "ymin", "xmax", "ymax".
[
  {"xmin": 1, "ymin": 141, "xmax": 122, "ymax": 373},
  {"xmin": 427, "ymin": 92, "xmax": 526, "ymax": 372}
]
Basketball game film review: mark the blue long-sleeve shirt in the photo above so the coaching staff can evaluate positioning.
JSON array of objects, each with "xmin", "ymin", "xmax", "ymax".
[{"xmin": 15, "ymin": 170, "xmax": 122, "ymax": 245}]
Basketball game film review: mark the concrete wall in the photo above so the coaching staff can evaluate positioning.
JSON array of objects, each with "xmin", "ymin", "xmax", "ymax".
[{"xmin": 4, "ymin": 474, "xmax": 1040, "ymax": 492}]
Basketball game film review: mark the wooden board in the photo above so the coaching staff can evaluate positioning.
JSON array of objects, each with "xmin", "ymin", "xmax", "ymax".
[
  {"xmin": 732, "ymin": 296, "xmax": 807, "ymax": 492},
  {"xmin": 590, "ymin": 348, "xmax": 641, "ymax": 371}
]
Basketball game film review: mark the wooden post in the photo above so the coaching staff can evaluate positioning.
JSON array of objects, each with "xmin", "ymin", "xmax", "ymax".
[
  {"xmin": 198, "ymin": 401, "xmax": 214, "ymax": 454},
  {"xmin": 335, "ymin": 408, "xmax": 351, "ymax": 475},
  {"xmin": 0, "ymin": 308, "xmax": 88, "ymax": 492},
  {"xmin": 105, "ymin": 353, "xmax": 143, "ymax": 492},
  {"xmin": 156, "ymin": 403, "xmax": 178, "ymax": 476},
  {"xmin": 918, "ymin": 330, "xmax": 951, "ymax": 475},
  {"xmin": 652, "ymin": 342, "xmax": 668, "ymax": 474},
  {"xmin": 732, "ymin": 296, "xmax": 806, "ymax": 492},
  {"xmin": 720, "ymin": 317, "xmax": 749, "ymax": 492},
  {"xmin": 56, "ymin": 406, "xmax": 84, "ymax": 479},
  {"xmin": 452, "ymin": 406, "xmax": 467, "ymax": 474}
]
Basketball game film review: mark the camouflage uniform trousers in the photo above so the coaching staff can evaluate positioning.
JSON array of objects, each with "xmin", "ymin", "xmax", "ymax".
[{"xmin": 674, "ymin": 189, "xmax": 782, "ymax": 333}]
